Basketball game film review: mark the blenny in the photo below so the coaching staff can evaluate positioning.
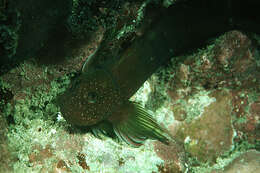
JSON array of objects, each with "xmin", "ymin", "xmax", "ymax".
[
  {"xmin": 56, "ymin": 3, "xmax": 230, "ymax": 146},
  {"xmin": 56, "ymin": 49, "xmax": 173, "ymax": 146}
]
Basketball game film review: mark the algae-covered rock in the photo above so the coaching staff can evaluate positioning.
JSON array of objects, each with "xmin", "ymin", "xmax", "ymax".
[
  {"xmin": 0, "ymin": 113, "xmax": 13, "ymax": 172},
  {"xmin": 211, "ymin": 150, "xmax": 260, "ymax": 173},
  {"xmin": 146, "ymin": 30, "xmax": 260, "ymax": 172},
  {"xmin": 175, "ymin": 90, "xmax": 234, "ymax": 164}
]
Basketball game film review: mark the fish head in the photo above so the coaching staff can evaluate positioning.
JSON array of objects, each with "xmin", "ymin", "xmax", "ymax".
[{"xmin": 56, "ymin": 68, "xmax": 124, "ymax": 126}]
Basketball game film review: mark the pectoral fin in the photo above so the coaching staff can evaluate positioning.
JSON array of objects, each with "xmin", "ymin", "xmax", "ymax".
[{"xmin": 109, "ymin": 101, "xmax": 172, "ymax": 147}]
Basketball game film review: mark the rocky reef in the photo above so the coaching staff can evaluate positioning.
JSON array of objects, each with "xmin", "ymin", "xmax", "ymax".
[{"xmin": 0, "ymin": 0, "xmax": 260, "ymax": 173}]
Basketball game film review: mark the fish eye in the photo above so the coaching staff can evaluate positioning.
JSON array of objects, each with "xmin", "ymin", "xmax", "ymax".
[{"xmin": 87, "ymin": 91, "xmax": 98, "ymax": 104}]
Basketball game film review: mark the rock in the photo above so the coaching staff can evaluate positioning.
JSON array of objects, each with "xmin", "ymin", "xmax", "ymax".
[
  {"xmin": 211, "ymin": 150, "xmax": 260, "ymax": 173},
  {"xmin": 0, "ymin": 114, "xmax": 13, "ymax": 172},
  {"xmin": 175, "ymin": 90, "xmax": 234, "ymax": 165},
  {"xmin": 146, "ymin": 30, "xmax": 260, "ymax": 170}
]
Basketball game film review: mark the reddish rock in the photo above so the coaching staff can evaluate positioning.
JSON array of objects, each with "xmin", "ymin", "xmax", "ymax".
[
  {"xmin": 250, "ymin": 101, "xmax": 260, "ymax": 116},
  {"xmin": 166, "ymin": 31, "xmax": 260, "ymax": 103},
  {"xmin": 77, "ymin": 153, "xmax": 90, "ymax": 171},
  {"xmin": 55, "ymin": 159, "xmax": 70, "ymax": 172},
  {"xmin": 29, "ymin": 144, "xmax": 54, "ymax": 166},
  {"xmin": 171, "ymin": 104, "xmax": 187, "ymax": 121},
  {"xmin": 232, "ymin": 93, "xmax": 260, "ymax": 144},
  {"xmin": 175, "ymin": 90, "xmax": 234, "ymax": 165},
  {"xmin": 153, "ymin": 30, "xmax": 260, "ymax": 168},
  {"xmin": 213, "ymin": 30, "xmax": 252, "ymax": 67},
  {"xmin": 231, "ymin": 91, "xmax": 249, "ymax": 119},
  {"xmin": 0, "ymin": 114, "xmax": 13, "ymax": 172},
  {"xmin": 153, "ymin": 141, "xmax": 185, "ymax": 173}
]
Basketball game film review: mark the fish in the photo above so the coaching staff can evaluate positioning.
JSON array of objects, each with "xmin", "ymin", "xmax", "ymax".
[
  {"xmin": 56, "ymin": 48, "xmax": 173, "ymax": 146},
  {"xmin": 55, "ymin": 17, "xmax": 177, "ymax": 146},
  {"xmin": 56, "ymin": 3, "xmax": 231, "ymax": 146}
]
